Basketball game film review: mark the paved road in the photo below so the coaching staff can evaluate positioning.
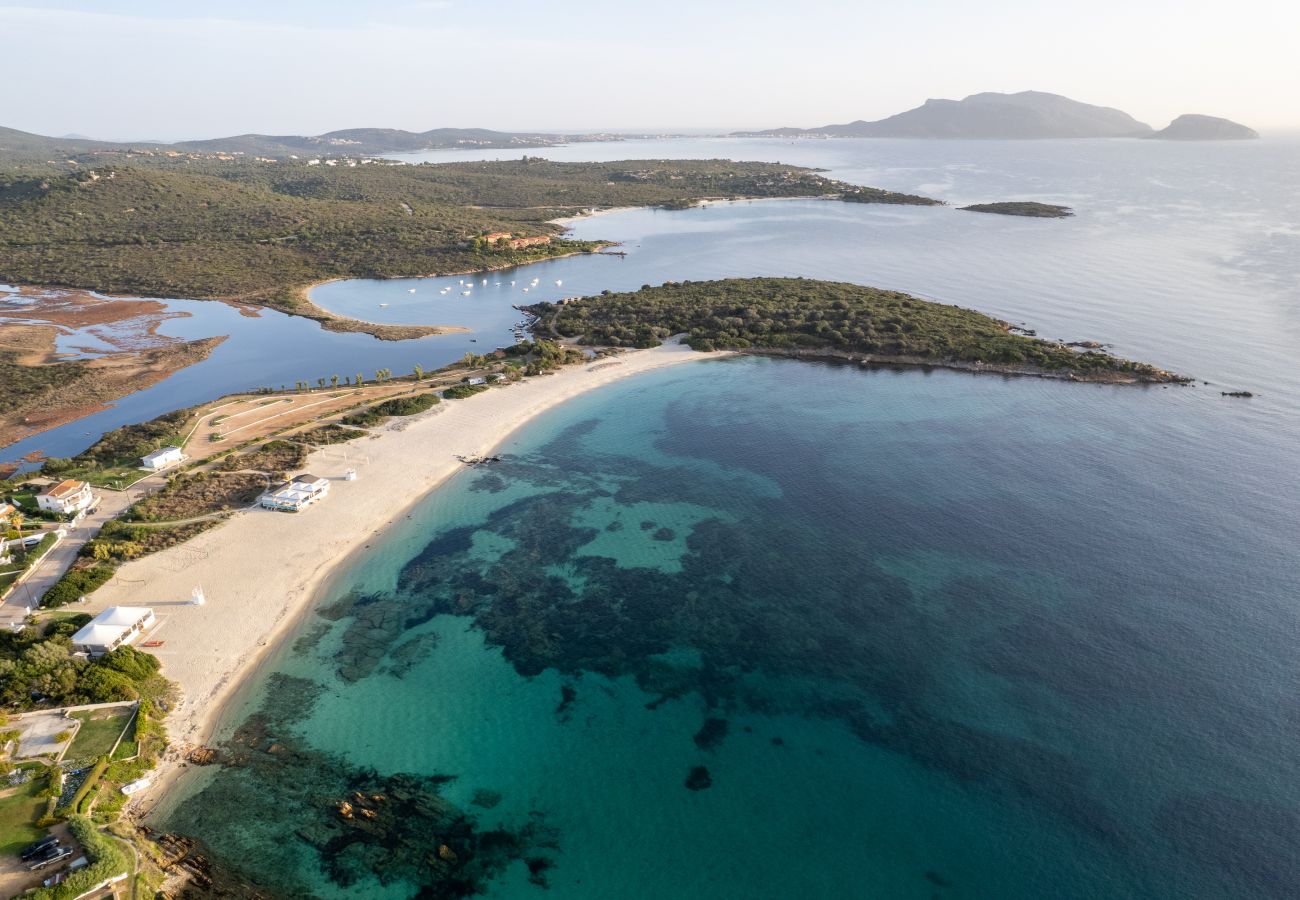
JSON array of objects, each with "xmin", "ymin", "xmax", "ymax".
[{"xmin": 1, "ymin": 479, "xmax": 165, "ymax": 629}]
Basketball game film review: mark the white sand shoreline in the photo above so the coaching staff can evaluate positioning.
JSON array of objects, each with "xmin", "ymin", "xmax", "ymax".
[{"xmin": 85, "ymin": 341, "xmax": 730, "ymax": 820}]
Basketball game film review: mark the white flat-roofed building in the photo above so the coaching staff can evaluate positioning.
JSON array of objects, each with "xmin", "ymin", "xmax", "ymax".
[
  {"xmin": 71, "ymin": 606, "xmax": 156, "ymax": 656},
  {"xmin": 260, "ymin": 473, "xmax": 330, "ymax": 512},
  {"xmin": 36, "ymin": 480, "xmax": 94, "ymax": 515},
  {"xmin": 141, "ymin": 447, "xmax": 184, "ymax": 471}
]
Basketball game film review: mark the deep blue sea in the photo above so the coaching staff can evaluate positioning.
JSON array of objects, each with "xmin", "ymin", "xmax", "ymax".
[{"xmin": 48, "ymin": 136, "xmax": 1300, "ymax": 897}]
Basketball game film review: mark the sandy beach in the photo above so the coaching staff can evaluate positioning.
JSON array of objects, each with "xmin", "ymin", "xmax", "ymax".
[{"xmin": 82, "ymin": 340, "xmax": 728, "ymax": 815}]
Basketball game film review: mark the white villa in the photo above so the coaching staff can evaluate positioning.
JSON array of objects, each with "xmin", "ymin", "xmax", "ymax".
[
  {"xmin": 36, "ymin": 480, "xmax": 94, "ymax": 516},
  {"xmin": 260, "ymin": 473, "xmax": 330, "ymax": 512},
  {"xmin": 71, "ymin": 606, "xmax": 156, "ymax": 656},
  {"xmin": 141, "ymin": 446, "xmax": 184, "ymax": 472}
]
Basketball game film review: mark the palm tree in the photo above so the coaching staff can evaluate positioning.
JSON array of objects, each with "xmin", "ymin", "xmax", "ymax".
[
  {"xmin": 331, "ymin": 374, "xmax": 340, "ymax": 388},
  {"xmin": 9, "ymin": 511, "xmax": 24, "ymax": 561},
  {"xmin": 317, "ymin": 377, "xmax": 326, "ymax": 389},
  {"xmin": 356, "ymin": 372, "xmax": 364, "ymax": 386}
]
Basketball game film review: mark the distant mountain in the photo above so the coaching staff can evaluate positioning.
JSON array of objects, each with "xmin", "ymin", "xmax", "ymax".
[
  {"xmin": 740, "ymin": 91, "xmax": 1155, "ymax": 139},
  {"xmin": 0, "ymin": 124, "xmax": 615, "ymax": 163},
  {"xmin": 174, "ymin": 127, "xmax": 579, "ymax": 156},
  {"xmin": 1148, "ymin": 114, "xmax": 1259, "ymax": 141}
]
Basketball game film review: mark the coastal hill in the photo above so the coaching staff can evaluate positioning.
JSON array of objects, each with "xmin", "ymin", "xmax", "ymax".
[
  {"xmin": 0, "ymin": 123, "xmax": 620, "ymax": 164},
  {"xmin": 0, "ymin": 159, "xmax": 923, "ymax": 328},
  {"xmin": 1148, "ymin": 114, "xmax": 1259, "ymax": 141},
  {"xmin": 528, "ymin": 277, "xmax": 1186, "ymax": 383},
  {"xmin": 740, "ymin": 91, "xmax": 1154, "ymax": 139}
]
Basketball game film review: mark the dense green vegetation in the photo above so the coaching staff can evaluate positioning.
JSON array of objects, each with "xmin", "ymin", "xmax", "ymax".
[
  {"xmin": 959, "ymin": 202, "xmax": 1073, "ymax": 218},
  {"xmin": 0, "ymin": 618, "xmax": 168, "ymax": 708},
  {"xmin": 67, "ymin": 407, "xmax": 193, "ymax": 472},
  {"xmin": 0, "ymin": 354, "xmax": 88, "ymax": 417},
  {"xmin": 0, "ymin": 159, "xmax": 915, "ymax": 319},
  {"xmin": 41, "ymin": 565, "xmax": 116, "ymax": 608},
  {"xmin": 339, "ymin": 392, "xmax": 440, "ymax": 427},
  {"xmin": 441, "ymin": 383, "xmax": 489, "ymax": 400},
  {"xmin": 529, "ymin": 278, "xmax": 1184, "ymax": 381},
  {"xmin": 840, "ymin": 185, "xmax": 943, "ymax": 206}
]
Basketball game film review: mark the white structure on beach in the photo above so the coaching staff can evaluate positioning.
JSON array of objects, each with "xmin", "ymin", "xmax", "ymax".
[
  {"xmin": 36, "ymin": 480, "xmax": 94, "ymax": 515},
  {"xmin": 71, "ymin": 606, "xmax": 156, "ymax": 656},
  {"xmin": 141, "ymin": 447, "xmax": 184, "ymax": 472},
  {"xmin": 260, "ymin": 473, "xmax": 330, "ymax": 512}
]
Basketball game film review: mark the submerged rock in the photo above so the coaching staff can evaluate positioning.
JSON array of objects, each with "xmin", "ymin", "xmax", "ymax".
[{"xmin": 685, "ymin": 766, "xmax": 713, "ymax": 791}]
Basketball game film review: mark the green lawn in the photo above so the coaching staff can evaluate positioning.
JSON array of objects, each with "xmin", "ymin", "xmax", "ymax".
[
  {"xmin": 0, "ymin": 767, "xmax": 48, "ymax": 855},
  {"xmin": 67, "ymin": 707, "xmax": 135, "ymax": 764},
  {"xmin": 68, "ymin": 466, "xmax": 147, "ymax": 490}
]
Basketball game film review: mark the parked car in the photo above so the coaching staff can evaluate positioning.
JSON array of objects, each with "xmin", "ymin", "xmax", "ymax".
[
  {"xmin": 28, "ymin": 846, "xmax": 73, "ymax": 871},
  {"xmin": 19, "ymin": 834, "xmax": 59, "ymax": 861}
]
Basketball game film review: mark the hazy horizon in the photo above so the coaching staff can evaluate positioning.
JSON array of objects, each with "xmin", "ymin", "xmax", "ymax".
[{"xmin": 2, "ymin": 0, "xmax": 1297, "ymax": 139}]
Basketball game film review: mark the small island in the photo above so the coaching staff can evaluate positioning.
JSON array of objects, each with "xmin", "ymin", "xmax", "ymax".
[
  {"xmin": 1149, "ymin": 114, "xmax": 1259, "ymax": 141},
  {"xmin": 527, "ymin": 277, "xmax": 1186, "ymax": 383},
  {"xmin": 959, "ymin": 202, "xmax": 1073, "ymax": 218}
]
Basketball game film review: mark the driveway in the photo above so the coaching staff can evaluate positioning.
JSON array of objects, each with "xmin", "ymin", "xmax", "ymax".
[{"xmin": 0, "ymin": 477, "xmax": 166, "ymax": 629}]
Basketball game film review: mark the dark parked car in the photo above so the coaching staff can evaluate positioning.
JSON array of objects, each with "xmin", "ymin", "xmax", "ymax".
[
  {"xmin": 28, "ymin": 846, "xmax": 73, "ymax": 871},
  {"xmin": 19, "ymin": 834, "xmax": 59, "ymax": 861}
]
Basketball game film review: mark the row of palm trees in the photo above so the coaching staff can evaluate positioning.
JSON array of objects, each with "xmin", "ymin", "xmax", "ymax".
[{"xmin": 285, "ymin": 364, "xmax": 430, "ymax": 394}]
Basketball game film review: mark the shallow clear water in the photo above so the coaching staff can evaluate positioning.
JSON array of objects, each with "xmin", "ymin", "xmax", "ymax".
[{"xmin": 162, "ymin": 356, "xmax": 1300, "ymax": 898}]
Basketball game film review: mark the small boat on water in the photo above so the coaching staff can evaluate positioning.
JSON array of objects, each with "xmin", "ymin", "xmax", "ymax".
[
  {"xmin": 379, "ymin": 303, "xmax": 389, "ymax": 307},
  {"xmin": 555, "ymin": 280, "xmax": 563, "ymax": 287},
  {"xmin": 522, "ymin": 287, "xmax": 529, "ymax": 293},
  {"xmin": 408, "ymin": 288, "xmax": 416, "ymax": 293},
  {"xmin": 462, "ymin": 290, "xmax": 472, "ymax": 296},
  {"xmin": 510, "ymin": 280, "xmax": 516, "ymax": 286}
]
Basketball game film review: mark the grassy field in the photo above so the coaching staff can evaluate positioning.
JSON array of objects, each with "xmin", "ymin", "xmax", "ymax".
[
  {"xmin": 0, "ymin": 766, "xmax": 48, "ymax": 855},
  {"xmin": 66, "ymin": 707, "xmax": 135, "ymax": 763}
]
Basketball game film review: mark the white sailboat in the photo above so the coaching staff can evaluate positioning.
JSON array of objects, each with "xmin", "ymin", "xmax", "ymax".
[{"xmin": 555, "ymin": 280, "xmax": 563, "ymax": 287}]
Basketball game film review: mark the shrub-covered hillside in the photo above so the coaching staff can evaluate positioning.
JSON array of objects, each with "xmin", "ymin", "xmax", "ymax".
[{"xmin": 528, "ymin": 278, "xmax": 1185, "ymax": 382}]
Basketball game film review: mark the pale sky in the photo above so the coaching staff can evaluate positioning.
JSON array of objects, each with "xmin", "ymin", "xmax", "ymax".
[{"xmin": 2, "ymin": 0, "xmax": 1297, "ymax": 140}]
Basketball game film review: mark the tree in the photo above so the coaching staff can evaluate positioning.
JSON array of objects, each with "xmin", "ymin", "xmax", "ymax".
[
  {"xmin": 330, "ymin": 374, "xmax": 340, "ymax": 388},
  {"xmin": 54, "ymin": 730, "xmax": 72, "ymax": 743},
  {"xmin": 412, "ymin": 364, "xmax": 424, "ymax": 381},
  {"xmin": 317, "ymin": 377, "xmax": 326, "ymax": 389},
  {"xmin": 356, "ymin": 372, "xmax": 364, "ymax": 386},
  {"xmin": 10, "ymin": 512, "xmax": 25, "ymax": 561}
]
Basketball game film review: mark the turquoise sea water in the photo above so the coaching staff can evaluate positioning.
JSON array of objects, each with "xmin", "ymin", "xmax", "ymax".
[
  {"xmin": 160, "ymin": 354, "xmax": 1300, "ymax": 898},
  {"xmin": 69, "ymin": 135, "xmax": 1293, "ymax": 897}
]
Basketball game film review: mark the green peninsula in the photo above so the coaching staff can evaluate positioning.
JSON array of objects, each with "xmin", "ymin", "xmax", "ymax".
[
  {"xmin": 528, "ymin": 277, "xmax": 1185, "ymax": 383},
  {"xmin": 959, "ymin": 202, "xmax": 1073, "ymax": 218}
]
